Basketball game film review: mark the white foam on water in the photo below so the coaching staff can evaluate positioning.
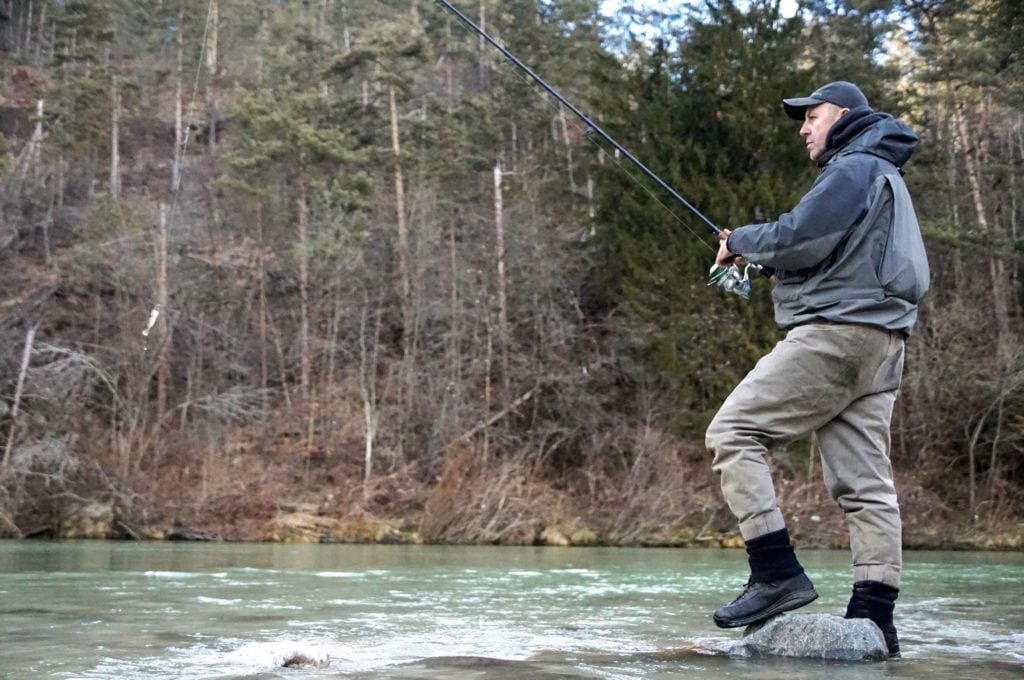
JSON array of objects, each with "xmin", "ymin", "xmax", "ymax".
[
  {"xmin": 143, "ymin": 571, "xmax": 228, "ymax": 579},
  {"xmin": 253, "ymin": 601, "xmax": 303, "ymax": 610},
  {"xmin": 143, "ymin": 571, "xmax": 203, "ymax": 579},
  {"xmin": 314, "ymin": 570, "xmax": 365, "ymax": 578},
  {"xmin": 196, "ymin": 596, "xmax": 243, "ymax": 605}
]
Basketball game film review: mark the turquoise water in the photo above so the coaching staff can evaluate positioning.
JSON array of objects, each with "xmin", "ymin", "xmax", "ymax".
[{"xmin": 0, "ymin": 542, "xmax": 1021, "ymax": 678}]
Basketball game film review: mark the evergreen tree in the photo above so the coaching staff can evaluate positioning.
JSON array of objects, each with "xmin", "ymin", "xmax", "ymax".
[{"xmin": 590, "ymin": 0, "xmax": 812, "ymax": 430}]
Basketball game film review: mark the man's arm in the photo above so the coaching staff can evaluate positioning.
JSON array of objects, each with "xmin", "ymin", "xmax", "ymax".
[{"xmin": 725, "ymin": 161, "xmax": 870, "ymax": 271}]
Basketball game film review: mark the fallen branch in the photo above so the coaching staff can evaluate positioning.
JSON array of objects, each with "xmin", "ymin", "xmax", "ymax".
[
  {"xmin": 0, "ymin": 285, "xmax": 58, "ymax": 331},
  {"xmin": 450, "ymin": 385, "xmax": 538, "ymax": 446}
]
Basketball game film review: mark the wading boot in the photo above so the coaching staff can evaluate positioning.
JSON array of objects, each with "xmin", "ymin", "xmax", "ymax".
[
  {"xmin": 713, "ymin": 528, "xmax": 818, "ymax": 629},
  {"xmin": 845, "ymin": 580, "xmax": 900, "ymax": 658}
]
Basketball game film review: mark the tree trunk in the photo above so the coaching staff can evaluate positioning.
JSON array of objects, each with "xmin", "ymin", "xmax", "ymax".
[
  {"xmin": 257, "ymin": 204, "xmax": 268, "ymax": 404},
  {"xmin": 41, "ymin": 180, "xmax": 53, "ymax": 266},
  {"xmin": 33, "ymin": 1, "xmax": 45, "ymax": 66},
  {"xmin": 1, "ymin": 326, "xmax": 36, "ymax": 470},
  {"xmin": 360, "ymin": 296, "xmax": 382, "ymax": 483},
  {"xmin": 21, "ymin": 0, "xmax": 31, "ymax": 58},
  {"xmin": 559, "ymin": 108, "xmax": 577, "ymax": 192},
  {"xmin": 17, "ymin": 99, "xmax": 44, "ymax": 185},
  {"xmin": 256, "ymin": 9, "xmax": 268, "ymax": 82},
  {"xmin": 443, "ymin": 19, "xmax": 454, "ymax": 102},
  {"xmin": 478, "ymin": 0, "xmax": 487, "ymax": 88},
  {"xmin": 110, "ymin": 77, "xmax": 121, "ymax": 199},
  {"xmin": 448, "ymin": 213, "xmax": 461, "ymax": 396},
  {"xmin": 173, "ymin": 10, "xmax": 184, "ymax": 192},
  {"xmin": 206, "ymin": 0, "xmax": 219, "ymax": 154},
  {"xmin": 482, "ymin": 313, "xmax": 493, "ymax": 465},
  {"xmin": 494, "ymin": 161, "xmax": 509, "ymax": 395},
  {"xmin": 511, "ymin": 121, "xmax": 518, "ymax": 172},
  {"xmin": 56, "ymin": 152, "xmax": 65, "ymax": 215},
  {"xmin": 297, "ymin": 173, "xmax": 311, "ymax": 408},
  {"xmin": 391, "ymin": 86, "xmax": 410, "ymax": 314},
  {"xmin": 156, "ymin": 204, "xmax": 170, "ymax": 424},
  {"xmin": 390, "ymin": 84, "xmax": 412, "ymax": 458},
  {"xmin": 341, "ymin": 0, "xmax": 351, "ymax": 52},
  {"xmin": 953, "ymin": 92, "xmax": 1012, "ymax": 355},
  {"xmin": 941, "ymin": 83, "xmax": 962, "ymax": 286},
  {"xmin": 205, "ymin": 1, "xmax": 222, "ymax": 241}
]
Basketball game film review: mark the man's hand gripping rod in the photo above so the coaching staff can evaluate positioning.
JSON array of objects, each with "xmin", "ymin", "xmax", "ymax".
[{"xmin": 433, "ymin": 0, "xmax": 754, "ymax": 298}]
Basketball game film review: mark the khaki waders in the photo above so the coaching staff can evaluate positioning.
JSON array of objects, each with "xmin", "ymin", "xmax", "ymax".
[{"xmin": 706, "ymin": 323, "xmax": 905, "ymax": 589}]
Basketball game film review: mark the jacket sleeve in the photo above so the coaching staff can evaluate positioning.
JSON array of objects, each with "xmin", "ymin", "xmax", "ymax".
[{"xmin": 726, "ymin": 160, "xmax": 871, "ymax": 271}]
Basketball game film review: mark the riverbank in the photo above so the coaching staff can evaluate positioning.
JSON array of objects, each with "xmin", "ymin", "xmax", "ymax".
[
  {"xmin": 43, "ymin": 487, "xmax": 1024, "ymax": 552},
  {"xmin": 4, "ymin": 430, "xmax": 1021, "ymax": 551}
]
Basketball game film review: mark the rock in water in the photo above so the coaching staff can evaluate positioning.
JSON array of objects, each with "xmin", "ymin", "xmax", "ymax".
[
  {"xmin": 228, "ymin": 642, "xmax": 330, "ymax": 669},
  {"xmin": 281, "ymin": 651, "xmax": 330, "ymax": 669},
  {"xmin": 729, "ymin": 613, "xmax": 888, "ymax": 661}
]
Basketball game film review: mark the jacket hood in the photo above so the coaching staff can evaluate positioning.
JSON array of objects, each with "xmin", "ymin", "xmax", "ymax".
[{"xmin": 817, "ymin": 106, "xmax": 918, "ymax": 168}]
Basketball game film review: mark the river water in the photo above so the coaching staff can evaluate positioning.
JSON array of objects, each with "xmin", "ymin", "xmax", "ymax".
[{"xmin": 0, "ymin": 542, "xmax": 1021, "ymax": 679}]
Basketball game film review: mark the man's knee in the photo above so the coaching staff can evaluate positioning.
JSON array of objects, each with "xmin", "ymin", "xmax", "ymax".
[
  {"xmin": 705, "ymin": 411, "xmax": 741, "ymax": 468},
  {"xmin": 705, "ymin": 415, "xmax": 726, "ymax": 453}
]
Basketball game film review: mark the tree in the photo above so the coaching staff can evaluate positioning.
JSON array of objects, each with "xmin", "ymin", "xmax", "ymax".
[{"xmin": 590, "ymin": 0, "xmax": 815, "ymax": 431}]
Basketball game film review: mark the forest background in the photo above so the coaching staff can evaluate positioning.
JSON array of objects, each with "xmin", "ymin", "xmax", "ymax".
[{"xmin": 0, "ymin": 0, "xmax": 1022, "ymax": 548}]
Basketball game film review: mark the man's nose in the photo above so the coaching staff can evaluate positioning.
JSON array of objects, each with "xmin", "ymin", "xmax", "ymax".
[{"xmin": 800, "ymin": 123, "xmax": 811, "ymax": 137}]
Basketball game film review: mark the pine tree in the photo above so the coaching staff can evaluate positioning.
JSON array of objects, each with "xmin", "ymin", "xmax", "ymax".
[{"xmin": 590, "ymin": 0, "xmax": 814, "ymax": 430}]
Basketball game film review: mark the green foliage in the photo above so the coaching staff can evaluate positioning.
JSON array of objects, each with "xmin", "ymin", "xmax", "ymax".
[
  {"xmin": 803, "ymin": 0, "xmax": 901, "ymax": 109},
  {"xmin": 0, "ymin": 0, "xmax": 1019, "ymax": 522},
  {"xmin": 53, "ymin": 0, "xmax": 115, "ymax": 66},
  {"xmin": 47, "ymin": 75, "xmax": 110, "ymax": 158},
  {"xmin": 223, "ymin": 7, "xmax": 382, "ymax": 280},
  {"xmin": 589, "ymin": 0, "xmax": 830, "ymax": 430}
]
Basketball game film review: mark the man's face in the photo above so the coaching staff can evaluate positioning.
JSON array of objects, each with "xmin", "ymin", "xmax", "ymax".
[{"xmin": 800, "ymin": 102, "xmax": 848, "ymax": 161}]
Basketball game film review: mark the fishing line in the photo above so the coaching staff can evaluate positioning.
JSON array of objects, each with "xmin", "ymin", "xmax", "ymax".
[
  {"xmin": 434, "ymin": 0, "xmax": 757, "ymax": 297},
  {"xmin": 173, "ymin": 0, "xmax": 216, "ymax": 196},
  {"xmin": 490, "ymin": 61, "xmax": 718, "ymax": 255},
  {"xmin": 434, "ymin": 0, "xmax": 721, "ymax": 253}
]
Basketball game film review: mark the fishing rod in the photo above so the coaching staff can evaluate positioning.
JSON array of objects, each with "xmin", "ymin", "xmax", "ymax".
[{"xmin": 432, "ymin": 0, "xmax": 754, "ymax": 299}]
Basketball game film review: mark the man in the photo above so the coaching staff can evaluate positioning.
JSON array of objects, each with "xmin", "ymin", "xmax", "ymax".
[{"xmin": 705, "ymin": 81, "xmax": 929, "ymax": 658}]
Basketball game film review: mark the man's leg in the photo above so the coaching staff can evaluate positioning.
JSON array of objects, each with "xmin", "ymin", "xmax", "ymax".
[
  {"xmin": 817, "ymin": 388, "xmax": 903, "ymax": 656},
  {"xmin": 706, "ymin": 324, "xmax": 882, "ymax": 628},
  {"xmin": 707, "ymin": 324, "xmax": 877, "ymax": 541},
  {"xmin": 817, "ymin": 390, "xmax": 903, "ymax": 588}
]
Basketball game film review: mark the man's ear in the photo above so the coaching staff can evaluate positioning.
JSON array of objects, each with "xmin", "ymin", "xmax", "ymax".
[{"xmin": 837, "ymin": 107, "xmax": 850, "ymax": 118}]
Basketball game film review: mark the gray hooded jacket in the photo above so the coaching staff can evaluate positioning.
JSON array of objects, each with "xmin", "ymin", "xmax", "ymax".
[{"xmin": 727, "ymin": 106, "xmax": 930, "ymax": 335}]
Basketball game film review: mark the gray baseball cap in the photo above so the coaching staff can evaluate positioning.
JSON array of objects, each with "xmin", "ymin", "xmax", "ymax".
[{"xmin": 783, "ymin": 81, "xmax": 869, "ymax": 120}]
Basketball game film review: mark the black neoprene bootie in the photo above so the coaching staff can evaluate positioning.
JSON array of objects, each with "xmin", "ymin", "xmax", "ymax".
[
  {"xmin": 713, "ymin": 528, "xmax": 818, "ymax": 628},
  {"xmin": 845, "ymin": 580, "xmax": 900, "ymax": 658}
]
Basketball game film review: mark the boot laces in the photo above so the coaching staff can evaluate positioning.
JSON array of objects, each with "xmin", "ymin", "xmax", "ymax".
[{"xmin": 728, "ymin": 579, "xmax": 756, "ymax": 605}]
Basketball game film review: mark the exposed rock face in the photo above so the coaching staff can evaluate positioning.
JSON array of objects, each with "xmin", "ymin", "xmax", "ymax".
[
  {"xmin": 729, "ymin": 613, "xmax": 888, "ymax": 661},
  {"xmin": 264, "ymin": 512, "xmax": 419, "ymax": 544},
  {"xmin": 540, "ymin": 521, "xmax": 598, "ymax": 547},
  {"xmin": 60, "ymin": 501, "xmax": 114, "ymax": 539}
]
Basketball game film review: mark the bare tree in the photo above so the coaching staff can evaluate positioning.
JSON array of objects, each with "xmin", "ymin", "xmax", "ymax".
[
  {"xmin": 205, "ymin": 0, "xmax": 220, "ymax": 154},
  {"xmin": 109, "ymin": 77, "xmax": 121, "ymax": 199},
  {"xmin": 494, "ymin": 161, "xmax": 509, "ymax": 395},
  {"xmin": 2, "ymin": 326, "xmax": 37, "ymax": 470}
]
